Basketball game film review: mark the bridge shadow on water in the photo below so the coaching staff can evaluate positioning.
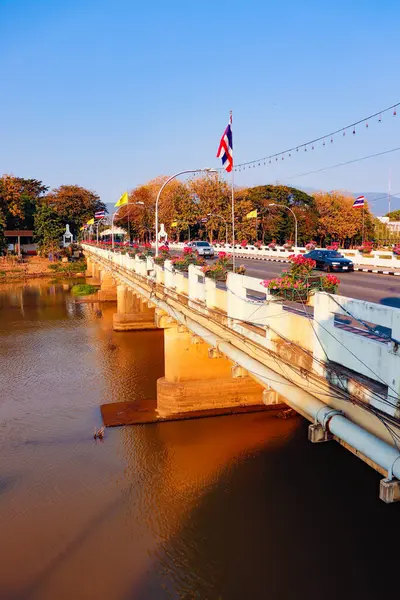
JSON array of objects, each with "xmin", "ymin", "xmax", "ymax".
[{"xmin": 128, "ymin": 421, "xmax": 399, "ymax": 600}]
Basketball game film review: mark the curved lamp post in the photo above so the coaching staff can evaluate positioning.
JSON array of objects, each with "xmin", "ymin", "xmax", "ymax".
[
  {"xmin": 269, "ymin": 203, "xmax": 298, "ymax": 249},
  {"xmin": 112, "ymin": 201, "xmax": 144, "ymax": 249},
  {"xmin": 155, "ymin": 168, "xmax": 217, "ymax": 256},
  {"xmin": 207, "ymin": 213, "xmax": 228, "ymax": 245}
]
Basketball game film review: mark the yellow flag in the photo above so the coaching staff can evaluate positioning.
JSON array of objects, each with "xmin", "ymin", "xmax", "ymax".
[
  {"xmin": 115, "ymin": 191, "xmax": 129, "ymax": 208},
  {"xmin": 246, "ymin": 209, "xmax": 257, "ymax": 220},
  {"xmin": 87, "ymin": 218, "xmax": 94, "ymax": 225},
  {"xmin": 80, "ymin": 226, "xmax": 84, "ymax": 231},
  {"xmin": 171, "ymin": 221, "xmax": 178, "ymax": 227}
]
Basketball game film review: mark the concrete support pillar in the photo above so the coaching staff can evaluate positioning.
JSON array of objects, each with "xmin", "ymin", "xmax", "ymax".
[
  {"xmin": 113, "ymin": 286, "xmax": 158, "ymax": 331},
  {"xmin": 157, "ymin": 326, "xmax": 265, "ymax": 417},
  {"xmin": 97, "ymin": 269, "xmax": 117, "ymax": 302},
  {"xmin": 86, "ymin": 256, "xmax": 93, "ymax": 278},
  {"xmin": 90, "ymin": 261, "xmax": 101, "ymax": 282}
]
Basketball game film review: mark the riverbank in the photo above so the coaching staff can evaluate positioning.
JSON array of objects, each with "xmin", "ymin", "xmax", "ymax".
[{"xmin": 0, "ymin": 256, "xmax": 86, "ymax": 282}]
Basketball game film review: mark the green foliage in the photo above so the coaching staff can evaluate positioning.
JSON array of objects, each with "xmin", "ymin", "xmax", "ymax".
[
  {"xmin": 71, "ymin": 284, "xmax": 96, "ymax": 296},
  {"xmin": 44, "ymin": 185, "xmax": 105, "ymax": 237},
  {"xmin": 0, "ymin": 175, "xmax": 48, "ymax": 252},
  {"xmin": 386, "ymin": 210, "xmax": 400, "ymax": 221},
  {"xmin": 34, "ymin": 202, "xmax": 65, "ymax": 254},
  {"xmin": 47, "ymin": 260, "xmax": 87, "ymax": 275}
]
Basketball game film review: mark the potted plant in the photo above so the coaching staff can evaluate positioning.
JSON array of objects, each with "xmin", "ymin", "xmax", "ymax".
[
  {"xmin": 326, "ymin": 242, "xmax": 339, "ymax": 251},
  {"xmin": 154, "ymin": 245, "xmax": 171, "ymax": 265},
  {"xmin": 283, "ymin": 240, "xmax": 293, "ymax": 251},
  {"xmin": 305, "ymin": 240, "xmax": 317, "ymax": 251},
  {"xmin": 260, "ymin": 254, "xmax": 340, "ymax": 302},
  {"xmin": 357, "ymin": 241, "xmax": 374, "ymax": 254},
  {"xmin": 171, "ymin": 247, "xmax": 205, "ymax": 271},
  {"xmin": 202, "ymin": 252, "xmax": 246, "ymax": 281},
  {"xmin": 267, "ymin": 240, "xmax": 277, "ymax": 250}
]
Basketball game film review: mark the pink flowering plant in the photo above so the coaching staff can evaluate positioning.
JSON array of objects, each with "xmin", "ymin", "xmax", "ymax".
[
  {"xmin": 260, "ymin": 253, "xmax": 340, "ymax": 302},
  {"xmin": 393, "ymin": 244, "xmax": 400, "ymax": 256},
  {"xmin": 141, "ymin": 242, "xmax": 154, "ymax": 257},
  {"xmin": 202, "ymin": 252, "xmax": 246, "ymax": 281},
  {"xmin": 305, "ymin": 240, "xmax": 317, "ymax": 251},
  {"xmin": 154, "ymin": 245, "xmax": 172, "ymax": 265},
  {"xmin": 357, "ymin": 241, "xmax": 373, "ymax": 254},
  {"xmin": 172, "ymin": 247, "xmax": 205, "ymax": 271},
  {"xmin": 326, "ymin": 242, "xmax": 339, "ymax": 251},
  {"xmin": 267, "ymin": 240, "xmax": 277, "ymax": 249},
  {"xmin": 283, "ymin": 240, "xmax": 294, "ymax": 250}
]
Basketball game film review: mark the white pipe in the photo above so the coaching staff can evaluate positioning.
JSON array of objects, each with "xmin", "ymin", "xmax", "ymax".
[{"xmin": 84, "ymin": 247, "xmax": 400, "ymax": 480}]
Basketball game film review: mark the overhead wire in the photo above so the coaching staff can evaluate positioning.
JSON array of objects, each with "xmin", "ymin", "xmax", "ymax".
[{"xmin": 220, "ymin": 100, "xmax": 400, "ymax": 171}]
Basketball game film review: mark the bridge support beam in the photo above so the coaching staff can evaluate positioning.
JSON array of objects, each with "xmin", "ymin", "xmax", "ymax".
[
  {"xmin": 97, "ymin": 269, "xmax": 117, "ymax": 301},
  {"xmin": 157, "ymin": 326, "xmax": 265, "ymax": 418},
  {"xmin": 113, "ymin": 285, "xmax": 158, "ymax": 331}
]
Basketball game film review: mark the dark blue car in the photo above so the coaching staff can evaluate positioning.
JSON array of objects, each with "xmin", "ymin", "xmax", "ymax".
[{"xmin": 304, "ymin": 250, "xmax": 354, "ymax": 272}]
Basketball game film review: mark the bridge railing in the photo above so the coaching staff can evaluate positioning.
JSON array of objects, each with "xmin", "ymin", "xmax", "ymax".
[{"xmin": 84, "ymin": 245, "xmax": 400, "ymax": 410}]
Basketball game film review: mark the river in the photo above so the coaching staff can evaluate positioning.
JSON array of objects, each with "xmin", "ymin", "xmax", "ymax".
[{"xmin": 0, "ymin": 280, "xmax": 398, "ymax": 600}]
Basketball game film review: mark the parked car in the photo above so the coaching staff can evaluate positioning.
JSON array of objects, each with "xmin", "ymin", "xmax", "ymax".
[
  {"xmin": 304, "ymin": 250, "xmax": 354, "ymax": 272},
  {"xmin": 188, "ymin": 241, "xmax": 215, "ymax": 258}
]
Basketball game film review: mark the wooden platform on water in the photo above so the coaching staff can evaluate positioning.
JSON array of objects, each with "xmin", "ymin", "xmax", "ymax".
[{"xmin": 100, "ymin": 399, "xmax": 286, "ymax": 427}]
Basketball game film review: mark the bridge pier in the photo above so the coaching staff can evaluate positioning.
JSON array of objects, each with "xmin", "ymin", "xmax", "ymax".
[
  {"xmin": 97, "ymin": 269, "xmax": 117, "ymax": 301},
  {"xmin": 157, "ymin": 325, "xmax": 265, "ymax": 418},
  {"xmin": 113, "ymin": 285, "xmax": 158, "ymax": 331}
]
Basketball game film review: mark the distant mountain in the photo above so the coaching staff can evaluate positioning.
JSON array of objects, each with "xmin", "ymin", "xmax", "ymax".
[{"xmin": 300, "ymin": 187, "xmax": 398, "ymax": 216}]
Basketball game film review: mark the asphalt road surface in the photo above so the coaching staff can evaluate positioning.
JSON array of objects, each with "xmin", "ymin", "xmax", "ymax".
[{"xmin": 235, "ymin": 257, "xmax": 400, "ymax": 307}]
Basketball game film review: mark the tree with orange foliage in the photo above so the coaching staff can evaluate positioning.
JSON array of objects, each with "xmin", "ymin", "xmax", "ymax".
[{"xmin": 313, "ymin": 191, "xmax": 373, "ymax": 246}]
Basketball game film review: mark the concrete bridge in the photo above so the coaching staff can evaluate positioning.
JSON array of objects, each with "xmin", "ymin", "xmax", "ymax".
[{"xmin": 83, "ymin": 244, "xmax": 400, "ymax": 503}]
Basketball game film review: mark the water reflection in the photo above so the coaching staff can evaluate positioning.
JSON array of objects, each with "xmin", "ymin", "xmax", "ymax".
[{"xmin": 1, "ymin": 280, "xmax": 397, "ymax": 600}]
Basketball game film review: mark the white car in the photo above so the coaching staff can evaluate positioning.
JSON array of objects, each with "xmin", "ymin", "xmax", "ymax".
[{"xmin": 188, "ymin": 241, "xmax": 215, "ymax": 258}]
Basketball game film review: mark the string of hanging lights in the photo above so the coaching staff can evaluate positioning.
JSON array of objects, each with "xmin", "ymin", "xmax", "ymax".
[{"xmin": 217, "ymin": 101, "xmax": 399, "ymax": 173}]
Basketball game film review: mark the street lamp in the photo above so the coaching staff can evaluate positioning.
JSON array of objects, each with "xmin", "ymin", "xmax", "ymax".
[
  {"xmin": 155, "ymin": 168, "xmax": 217, "ymax": 256},
  {"xmin": 269, "ymin": 203, "xmax": 298, "ymax": 249},
  {"xmin": 207, "ymin": 213, "xmax": 228, "ymax": 245},
  {"xmin": 112, "ymin": 201, "xmax": 144, "ymax": 249}
]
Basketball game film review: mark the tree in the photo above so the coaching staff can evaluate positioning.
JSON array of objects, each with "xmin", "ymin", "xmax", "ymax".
[
  {"xmin": 0, "ymin": 175, "xmax": 48, "ymax": 251},
  {"xmin": 34, "ymin": 202, "xmax": 65, "ymax": 254},
  {"xmin": 386, "ymin": 210, "xmax": 400, "ymax": 221},
  {"xmin": 244, "ymin": 185, "xmax": 318, "ymax": 244},
  {"xmin": 43, "ymin": 185, "xmax": 105, "ymax": 236},
  {"xmin": 313, "ymin": 191, "xmax": 373, "ymax": 246}
]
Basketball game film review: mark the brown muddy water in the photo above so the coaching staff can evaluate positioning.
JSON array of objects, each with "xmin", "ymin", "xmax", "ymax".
[{"xmin": 0, "ymin": 280, "xmax": 399, "ymax": 600}]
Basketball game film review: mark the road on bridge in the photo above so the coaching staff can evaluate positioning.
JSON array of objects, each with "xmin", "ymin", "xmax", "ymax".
[{"xmin": 235, "ymin": 257, "xmax": 400, "ymax": 307}]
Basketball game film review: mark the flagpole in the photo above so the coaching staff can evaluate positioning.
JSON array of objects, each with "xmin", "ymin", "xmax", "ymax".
[
  {"xmin": 230, "ymin": 110, "xmax": 235, "ymax": 273},
  {"xmin": 362, "ymin": 205, "xmax": 365, "ymax": 243}
]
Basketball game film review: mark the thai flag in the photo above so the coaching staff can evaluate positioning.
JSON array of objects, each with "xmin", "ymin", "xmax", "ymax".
[
  {"xmin": 353, "ymin": 196, "xmax": 365, "ymax": 208},
  {"xmin": 217, "ymin": 114, "xmax": 233, "ymax": 172},
  {"xmin": 95, "ymin": 210, "xmax": 106, "ymax": 218}
]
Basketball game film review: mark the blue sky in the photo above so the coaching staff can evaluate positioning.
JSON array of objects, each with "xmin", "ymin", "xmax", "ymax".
[{"xmin": 1, "ymin": 0, "xmax": 399, "ymax": 208}]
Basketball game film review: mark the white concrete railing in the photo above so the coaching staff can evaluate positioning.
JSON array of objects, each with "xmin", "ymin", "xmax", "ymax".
[
  {"xmin": 162, "ymin": 242, "xmax": 400, "ymax": 269},
  {"xmin": 84, "ymin": 245, "xmax": 400, "ymax": 416}
]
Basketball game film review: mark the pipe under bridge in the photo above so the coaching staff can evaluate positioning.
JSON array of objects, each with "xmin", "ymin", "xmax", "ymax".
[{"xmin": 83, "ymin": 244, "xmax": 400, "ymax": 503}]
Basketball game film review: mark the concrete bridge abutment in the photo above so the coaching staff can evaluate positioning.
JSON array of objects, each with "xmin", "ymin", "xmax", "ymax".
[{"xmin": 156, "ymin": 325, "xmax": 265, "ymax": 418}]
